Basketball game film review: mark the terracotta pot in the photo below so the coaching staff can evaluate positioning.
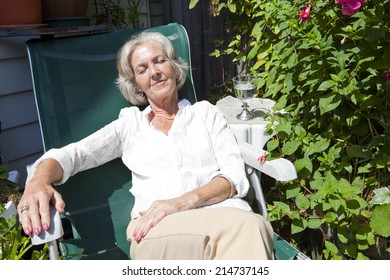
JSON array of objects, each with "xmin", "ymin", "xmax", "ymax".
[
  {"xmin": 42, "ymin": 0, "xmax": 89, "ymax": 19},
  {"xmin": 0, "ymin": 0, "xmax": 42, "ymax": 25}
]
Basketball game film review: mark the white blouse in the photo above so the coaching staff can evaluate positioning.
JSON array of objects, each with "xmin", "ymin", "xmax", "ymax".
[{"xmin": 29, "ymin": 99, "xmax": 252, "ymax": 218}]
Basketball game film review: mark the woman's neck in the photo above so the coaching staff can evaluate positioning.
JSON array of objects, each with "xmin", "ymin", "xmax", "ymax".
[
  {"xmin": 148, "ymin": 107, "xmax": 178, "ymax": 135},
  {"xmin": 149, "ymin": 97, "xmax": 179, "ymax": 118},
  {"xmin": 149, "ymin": 104, "xmax": 178, "ymax": 123}
]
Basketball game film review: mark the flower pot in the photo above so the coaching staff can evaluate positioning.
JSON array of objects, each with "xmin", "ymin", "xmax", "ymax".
[
  {"xmin": 0, "ymin": 0, "xmax": 42, "ymax": 26},
  {"xmin": 42, "ymin": 0, "xmax": 89, "ymax": 19}
]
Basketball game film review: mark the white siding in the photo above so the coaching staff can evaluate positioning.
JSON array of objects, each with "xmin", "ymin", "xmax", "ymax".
[{"xmin": 0, "ymin": 36, "xmax": 44, "ymax": 185}]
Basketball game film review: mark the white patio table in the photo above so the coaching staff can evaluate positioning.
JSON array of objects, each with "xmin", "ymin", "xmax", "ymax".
[{"xmin": 216, "ymin": 95, "xmax": 276, "ymax": 149}]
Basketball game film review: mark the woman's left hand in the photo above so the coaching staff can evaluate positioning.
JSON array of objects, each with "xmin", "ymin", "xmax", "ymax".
[{"xmin": 132, "ymin": 197, "xmax": 191, "ymax": 242}]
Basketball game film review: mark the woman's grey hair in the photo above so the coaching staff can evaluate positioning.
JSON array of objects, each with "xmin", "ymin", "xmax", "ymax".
[{"xmin": 116, "ymin": 31, "xmax": 188, "ymax": 105}]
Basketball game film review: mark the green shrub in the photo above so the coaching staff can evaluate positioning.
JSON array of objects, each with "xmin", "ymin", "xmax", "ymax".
[
  {"xmin": 191, "ymin": 0, "xmax": 390, "ymax": 259},
  {"xmin": 0, "ymin": 214, "xmax": 49, "ymax": 260}
]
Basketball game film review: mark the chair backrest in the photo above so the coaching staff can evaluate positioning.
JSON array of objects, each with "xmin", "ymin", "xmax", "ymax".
[{"xmin": 27, "ymin": 23, "xmax": 197, "ymax": 259}]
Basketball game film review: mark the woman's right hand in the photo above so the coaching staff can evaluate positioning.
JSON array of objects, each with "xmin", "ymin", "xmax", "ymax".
[{"xmin": 18, "ymin": 159, "xmax": 65, "ymax": 236}]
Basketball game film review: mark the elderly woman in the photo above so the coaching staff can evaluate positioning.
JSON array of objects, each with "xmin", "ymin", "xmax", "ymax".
[{"xmin": 18, "ymin": 31, "xmax": 274, "ymax": 260}]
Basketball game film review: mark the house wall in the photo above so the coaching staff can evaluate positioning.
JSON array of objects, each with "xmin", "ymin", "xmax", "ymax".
[
  {"xmin": 0, "ymin": 36, "xmax": 43, "ymax": 186},
  {"xmin": 0, "ymin": 0, "xmax": 159, "ymax": 186},
  {"xmin": 149, "ymin": 0, "xmax": 163, "ymax": 26}
]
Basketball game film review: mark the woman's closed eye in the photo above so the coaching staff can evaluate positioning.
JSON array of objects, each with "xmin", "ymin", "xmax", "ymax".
[
  {"xmin": 137, "ymin": 67, "xmax": 147, "ymax": 75},
  {"xmin": 155, "ymin": 57, "xmax": 167, "ymax": 64}
]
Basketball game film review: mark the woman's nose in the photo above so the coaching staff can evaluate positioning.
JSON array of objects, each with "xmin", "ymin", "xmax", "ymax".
[{"xmin": 149, "ymin": 64, "xmax": 161, "ymax": 77}]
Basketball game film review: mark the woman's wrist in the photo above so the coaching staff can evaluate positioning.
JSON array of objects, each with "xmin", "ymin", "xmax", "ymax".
[
  {"xmin": 216, "ymin": 175, "xmax": 237, "ymax": 198},
  {"xmin": 180, "ymin": 176, "xmax": 233, "ymax": 210},
  {"xmin": 29, "ymin": 158, "xmax": 63, "ymax": 186}
]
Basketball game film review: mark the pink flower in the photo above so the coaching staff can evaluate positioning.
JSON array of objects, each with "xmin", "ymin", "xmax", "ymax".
[
  {"xmin": 384, "ymin": 70, "xmax": 390, "ymax": 83},
  {"xmin": 258, "ymin": 153, "xmax": 267, "ymax": 164},
  {"xmin": 299, "ymin": 4, "xmax": 312, "ymax": 21},
  {"xmin": 336, "ymin": 0, "xmax": 366, "ymax": 16}
]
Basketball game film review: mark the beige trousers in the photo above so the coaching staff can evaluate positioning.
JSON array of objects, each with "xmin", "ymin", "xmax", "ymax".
[{"xmin": 126, "ymin": 207, "xmax": 274, "ymax": 260}]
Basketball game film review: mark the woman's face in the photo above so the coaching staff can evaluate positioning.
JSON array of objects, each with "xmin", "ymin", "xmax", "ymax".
[{"xmin": 131, "ymin": 41, "xmax": 177, "ymax": 103}]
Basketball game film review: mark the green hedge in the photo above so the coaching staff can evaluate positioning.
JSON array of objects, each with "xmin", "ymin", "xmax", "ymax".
[{"xmin": 191, "ymin": 0, "xmax": 390, "ymax": 259}]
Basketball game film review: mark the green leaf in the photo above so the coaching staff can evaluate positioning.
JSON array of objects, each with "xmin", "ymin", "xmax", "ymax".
[
  {"xmin": 266, "ymin": 139, "xmax": 279, "ymax": 152},
  {"xmin": 338, "ymin": 178, "xmax": 362, "ymax": 199},
  {"xmin": 318, "ymin": 80, "xmax": 336, "ymax": 91},
  {"xmin": 369, "ymin": 187, "xmax": 390, "ymax": 205},
  {"xmin": 286, "ymin": 185, "xmax": 300, "ymax": 199},
  {"xmin": 319, "ymin": 93, "xmax": 342, "ymax": 115},
  {"xmin": 266, "ymin": 67, "xmax": 277, "ymax": 88},
  {"xmin": 339, "ymin": 244, "xmax": 357, "ymax": 258},
  {"xmin": 296, "ymin": 193, "xmax": 310, "ymax": 210},
  {"xmin": 367, "ymin": 232, "xmax": 376, "ymax": 246},
  {"xmin": 287, "ymin": 52, "xmax": 298, "ymax": 69},
  {"xmin": 294, "ymin": 125, "xmax": 306, "ymax": 137},
  {"xmin": 307, "ymin": 216, "xmax": 324, "ymax": 229},
  {"xmin": 288, "ymin": 210, "xmax": 300, "ymax": 220},
  {"xmin": 324, "ymin": 240, "xmax": 338, "ymax": 254},
  {"xmin": 358, "ymin": 162, "xmax": 374, "ymax": 173},
  {"xmin": 329, "ymin": 194, "xmax": 342, "ymax": 212},
  {"xmin": 370, "ymin": 204, "xmax": 390, "ymax": 237},
  {"xmin": 337, "ymin": 228, "xmax": 349, "ymax": 244},
  {"xmin": 346, "ymin": 145, "xmax": 371, "ymax": 159},
  {"xmin": 209, "ymin": 49, "xmax": 221, "ymax": 57},
  {"xmin": 323, "ymin": 172, "xmax": 339, "ymax": 195},
  {"xmin": 273, "ymin": 94, "xmax": 287, "ymax": 111},
  {"xmin": 294, "ymin": 157, "xmax": 313, "ymax": 174},
  {"xmin": 227, "ymin": 2, "xmax": 237, "ymax": 13},
  {"xmin": 324, "ymin": 212, "xmax": 337, "ymax": 223},
  {"xmin": 247, "ymin": 44, "xmax": 260, "ymax": 60},
  {"xmin": 266, "ymin": 83, "xmax": 283, "ymax": 97},
  {"xmin": 291, "ymin": 218, "xmax": 307, "ymax": 234},
  {"xmin": 273, "ymin": 201, "xmax": 291, "ymax": 215},
  {"xmin": 189, "ymin": 0, "xmax": 200, "ymax": 9},
  {"xmin": 377, "ymin": 154, "xmax": 390, "ymax": 169},
  {"xmin": 330, "ymin": 73, "xmax": 340, "ymax": 82},
  {"xmin": 307, "ymin": 137, "xmax": 330, "ymax": 155},
  {"xmin": 356, "ymin": 253, "xmax": 369, "ymax": 260},
  {"xmin": 251, "ymin": 21, "xmax": 264, "ymax": 37},
  {"xmin": 282, "ymin": 140, "xmax": 301, "ymax": 155},
  {"xmin": 346, "ymin": 198, "xmax": 366, "ymax": 215}
]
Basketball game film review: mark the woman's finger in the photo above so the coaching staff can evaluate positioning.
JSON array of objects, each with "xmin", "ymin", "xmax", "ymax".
[
  {"xmin": 18, "ymin": 204, "xmax": 33, "ymax": 235},
  {"xmin": 37, "ymin": 200, "xmax": 51, "ymax": 232},
  {"xmin": 28, "ymin": 201, "xmax": 45, "ymax": 236},
  {"xmin": 51, "ymin": 191, "xmax": 65, "ymax": 214}
]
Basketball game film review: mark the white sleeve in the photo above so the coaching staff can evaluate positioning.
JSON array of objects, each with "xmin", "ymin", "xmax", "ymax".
[
  {"xmin": 26, "ymin": 110, "xmax": 129, "ymax": 185},
  {"xmin": 201, "ymin": 102, "xmax": 250, "ymax": 198}
]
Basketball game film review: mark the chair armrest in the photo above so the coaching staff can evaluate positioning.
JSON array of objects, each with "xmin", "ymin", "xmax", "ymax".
[
  {"xmin": 31, "ymin": 205, "xmax": 64, "ymax": 246},
  {"xmin": 238, "ymin": 141, "xmax": 297, "ymax": 181}
]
